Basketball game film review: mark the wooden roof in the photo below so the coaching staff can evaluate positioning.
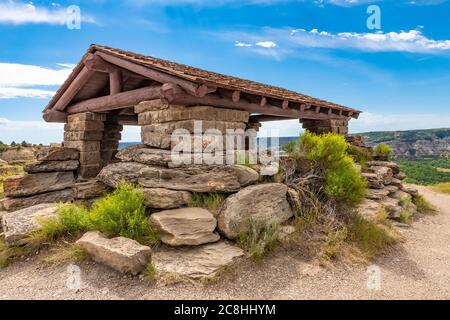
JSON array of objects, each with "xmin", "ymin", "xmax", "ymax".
[{"xmin": 43, "ymin": 44, "xmax": 362, "ymax": 121}]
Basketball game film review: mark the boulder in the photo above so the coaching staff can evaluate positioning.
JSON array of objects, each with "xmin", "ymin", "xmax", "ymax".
[
  {"xmin": 362, "ymin": 173, "xmax": 384, "ymax": 189},
  {"xmin": 370, "ymin": 166, "xmax": 393, "ymax": 185},
  {"xmin": 357, "ymin": 199, "xmax": 384, "ymax": 221},
  {"xmin": 143, "ymin": 188, "xmax": 192, "ymax": 209},
  {"xmin": 385, "ymin": 185, "xmax": 399, "ymax": 194},
  {"xmin": 229, "ymin": 165, "xmax": 259, "ymax": 186},
  {"xmin": 380, "ymin": 197, "xmax": 402, "ymax": 219},
  {"xmin": 390, "ymin": 190, "xmax": 411, "ymax": 201},
  {"xmin": 153, "ymin": 241, "xmax": 244, "ymax": 281},
  {"xmin": 0, "ymin": 188, "xmax": 74, "ymax": 212},
  {"xmin": 389, "ymin": 178, "xmax": 403, "ymax": 189},
  {"xmin": 3, "ymin": 172, "xmax": 75, "ymax": 198},
  {"xmin": 76, "ymin": 231, "xmax": 152, "ymax": 275},
  {"xmin": 73, "ymin": 180, "xmax": 109, "ymax": 199},
  {"xmin": 394, "ymin": 172, "xmax": 407, "ymax": 181},
  {"xmin": 287, "ymin": 188, "xmax": 301, "ymax": 212},
  {"xmin": 97, "ymin": 162, "xmax": 148, "ymax": 187},
  {"xmin": 1, "ymin": 204, "xmax": 58, "ymax": 246},
  {"xmin": 401, "ymin": 185, "xmax": 419, "ymax": 197},
  {"xmin": 367, "ymin": 188, "xmax": 390, "ymax": 201},
  {"xmin": 115, "ymin": 145, "xmax": 172, "ymax": 167},
  {"xmin": 149, "ymin": 208, "xmax": 220, "ymax": 246},
  {"xmin": 368, "ymin": 161, "xmax": 400, "ymax": 174},
  {"xmin": 24, "ymin": 160, "xmax": 79, "ymax": 173},
  {"xmin": 217, "ymin": 183, "xmax": 293, "ymax": 239},
  {"xmin": 35, "ymin": 147, "xmax": 79, "ymax": 161},
  {"xmin": 139, "ymin": 165, "xmax": 243, "ymax": 193}
]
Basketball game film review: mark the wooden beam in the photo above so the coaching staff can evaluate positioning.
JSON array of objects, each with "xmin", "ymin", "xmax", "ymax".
[
  {"xmin": 168, "ymin": 90, "xmax": 348, "ymax": 120},
  {"xmin": 250, "ymin": 115, "xmax": 296, "ymax": 122},
  {"xmin": 107, "ymin": 114, "xmax": 138, "ymax": 126},
  {"xmin": 109, "ymin": 70, "xmax": 122, "ymax": 95},
  {"xmin": 43, "ymin": 110, "xmax": 68, "ymax": 123},
  {"xmin": 232, "ymin": 90, "xmax": 240, "ymax": 103},
  {"xmin": 282, "ymin": 100, "xmax": 289, "ymax": 110},
  {"xmin": 260, "ymin": 96, "xmax": 267, "ymax": 107},
  {"xmin": 84, "ymin": 53, "xmax": 117, "ymax": 73},
  {"xmin": 315, "ymin": 106, "xmax": 321, "ymax": 113},
  {"xmin": 95, "ymin": 52, "xmax": 204, "ymax": 97},
  {"xmin": 196, "ymin": 84, "xmax": 217, "ymax": 97},
  {"xmin": 66, "ymin": 85, "xmax": 161, "ymax": 114},
  {"xmin": 53, "ymin": 67, "xmax": 94, "ymax": 111}
]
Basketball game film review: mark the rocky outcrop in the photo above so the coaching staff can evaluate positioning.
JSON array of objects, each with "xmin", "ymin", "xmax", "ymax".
[
  {"xmin": 35, "ymin": 147, "xmax": 79, "ymax": 161},
  {"xmin": 362, "ymin": 173, "xmax": 384, "ymax": 189},
  {"xmin": 76, "ymin": 231, "xmax": 152, "ymax": 275},
  {"xmin": 1, "ymin": 204, "xmax": 58, "ymax": 246},
  {"xmin": 24, "ymin": 160, "xmax": 79, "ymax": 173},
  {"xmin": 0, "ymin": 148, "xmax": 36, "ymax": 164},
  {"xmin": 217, "ymin": 183, "xmax": 293, "ymax": 239},
  {"xmin": 97, "ymin": 162, "xmax": 148, "ymax": 187},
  {"xmin": 3, "ymin": 172, "xmax": 75, "ymax": 198},
  {"xmin": 150, "ymin": 208, "xmax": 220, "ymax": 246},
  {"xmin": 153, "ymin": 241, "xmax": 244, "ymax": 281},
  {"xmin": 357, "ymin": 199, "xmax": 383, "ymax": 221},
  {"xmin": 139, "ymin": 165, "xmax": 257, "ymax": 193},
  {"xmin": 143, "ymin": 188, "xmax": 192, "ymax": 209},
  {"xmin": 0, "ymin": 188, "xmax": 74, "ymax": 212}
]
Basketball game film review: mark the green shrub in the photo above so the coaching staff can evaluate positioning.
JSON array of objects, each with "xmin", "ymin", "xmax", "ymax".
[
  {"xmin": 374, "ymin": 143, "xmax": 394, "ymax": 160},
  {"xmin": 347, "ymin": 144, "xmax": 372, "ymax": 169},
  {"xmin": 144, "ymin": 262, "xmax": 157, "ymax": 280},
  {"xmin": 299, "ymin": 131, "xmax": 367, "ymax": 206},
  {"xmin": 191, "ymin": 193, "xmax": 226, "ymax": 212},
  {"xmin": 238, "ymin": 219, "xmax": 280, "ymax": 262},
  {"xmin": 38, "ymin": 181, "xmax": 159, "ymax": 246}
]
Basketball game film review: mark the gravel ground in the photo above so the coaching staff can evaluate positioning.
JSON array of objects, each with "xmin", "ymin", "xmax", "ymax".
[{"xmin": 0, "ymin": 185, "xmax": 449, "ymax": 300}]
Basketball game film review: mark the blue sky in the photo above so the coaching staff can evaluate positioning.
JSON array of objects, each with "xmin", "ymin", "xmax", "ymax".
[{"xmin": 0, "ymin": 0, "xmax": 450, "ymax": 143}]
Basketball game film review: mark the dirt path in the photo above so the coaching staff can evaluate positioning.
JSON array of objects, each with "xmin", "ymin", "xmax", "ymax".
[{"xmin": 0, "ymin": 185, "xmax": 449, "ymax": 300}]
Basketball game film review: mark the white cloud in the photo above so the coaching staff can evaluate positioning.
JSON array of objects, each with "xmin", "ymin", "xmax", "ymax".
[
  {"xmin": 0, "ymin": 118, "xmax": 64, "ymax": 144},
  {"xmin": 234, "ymin": 40, "xmax": 277, "ymax": 48},
  {"xmin": 234, "ymin": 28, "xmax": 450, "ymax": 54},
  {"xmin": 0, "ymin": 62, "xmax": 73, "ymax": 99},
  {"xmin": 0, "ymin": 1, "xmax": 95, "ymax": 25}
]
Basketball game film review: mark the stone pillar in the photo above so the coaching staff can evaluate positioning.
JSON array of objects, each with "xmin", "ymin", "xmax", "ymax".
[
  {"xmin": 135, "ymin": 99, "xmax": 250, "ymax": 152},
  {"xmin": 63, "ymin": 112, "xmax": 105, "ymax": 178},
  {"xmin": 101, "ymin": 120, "xmax": 122, "ymax": 166},
  {"xmin": 300, "ymin": 119, "xmax": 348, "ymax": 135}
]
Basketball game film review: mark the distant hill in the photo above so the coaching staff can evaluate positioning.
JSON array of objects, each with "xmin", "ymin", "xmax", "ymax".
[{"xmin": 357, "ymin": 128, "xmax": 450, "ymax": 158}]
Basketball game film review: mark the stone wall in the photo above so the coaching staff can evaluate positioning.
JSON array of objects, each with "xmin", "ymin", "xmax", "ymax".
[{"xmin": 301, "ymin": 119, "xmax": 349, "ymax": 135}]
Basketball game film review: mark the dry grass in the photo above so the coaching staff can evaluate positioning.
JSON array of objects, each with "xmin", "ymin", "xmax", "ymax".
[
  {"xmin": 413, "ymin": 194, "xmax": 438, "ymax": 215},
  {"xmin": 432, "ymin": 182, "xmax": 450, "ymax": 195},
  {"xmin": 42, "ymin": 243, "xmax": 87, "ymax": 265},
  {"xmin": 0, "ymin": 165, "xmax": 24, "ymax": 198}
]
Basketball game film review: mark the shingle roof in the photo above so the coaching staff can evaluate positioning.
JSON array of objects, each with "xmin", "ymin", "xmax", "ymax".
[{"xmin": 44, "ymin": 44, "xmax": 362, "ymax": 116}]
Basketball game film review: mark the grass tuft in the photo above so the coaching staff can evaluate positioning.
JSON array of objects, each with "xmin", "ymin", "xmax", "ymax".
[
  {"xmin": 432, "ymin": 182, "xmax": 450, "ymax": 195},
  {"xmin": 413, "ymin": 194, "xmax": 437, "ymax": 215},
  {"xmin": 144, "ymin": 262, "xmax": 157, "ymax": 280},
  {"xmin": 43, "ymin": 244, "xmax": 87, "ymax": 265},
  {"xmin": 238, "ymin": 219, "xmax": 280, "ymax": 262},
  {"xmin": 191, "ymin": 192, "xmax": 226, "ymax": 212}
]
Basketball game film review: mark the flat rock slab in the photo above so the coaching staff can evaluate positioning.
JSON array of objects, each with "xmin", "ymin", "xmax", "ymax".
[
  {"xmin": 1, "ymin": 204, "xmax": 57, "ymax": 246},
  {"xmin": 217, "ymin": 183, "xmax": 293, "ymax": 239},
  {"xmin": 76, "ymin": 231, "xmax": 152, "ymax": 275},
  {"xmin": 362, "ymin": 173, "xmax": 384, "ymax": 189},
  {"xmin": 368, "ymin": 161, "xmax": 400, "ymax": 174},
  {"xmin": 35, "ymin": 147, "xmax": 79, "ymax": 161},
  {"xmin": 357, "ymin": 199, "xmax": 383, "ymax": 221},
  {"xmin": 73, "ymin": 180, "xmax": 109, "ymax": 199},
  {"xmin": 3, "ymin": 172, "xmax": 75, "ymax": 198},
  {"xmin": 143, "ymin": 188, "xmax": 192, "ymax": 209},
  {"xmin": 153, "ymin": 241, "xmax": 244, "ymax": 281},
  {"xmin": 115, "ymin": 145, "xmax": 172, "ymax": 167},
  {"xmin": 97, "ymin": 162, "xmax": 149, "ymax": 187},
  {"xmin": 367, "ymin": 188, "xmax": 390, "ymax": 201},
  {"xmin": 139, "ymin": 165, "xmax": 258, "ymax": 193},
  {"xmin": 0, "ymin": 188, "xmax": 74, "ymax": 212},
  {"xmin": 370, "ymin": 166, "xmax": 394, "ymax": 185},
  {"xmin": 150, "ymin": 207, "xmax": 220, "ymax": 246},
  {"xmin": 24, "ymin": 160, "xmax": 79, "ymax": 173}
]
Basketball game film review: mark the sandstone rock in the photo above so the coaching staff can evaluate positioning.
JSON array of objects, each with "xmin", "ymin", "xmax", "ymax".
[
  {"xmin": 1, "ymin": 204, "xmax": 57, "ymax": 246},
  {"xmin": 385, "ymin": 185, "xmax": 399, "ymax": 194},
  {"xmin": 287, "ymin": 188, "xmax": 301, "ymax": 212},
  {"xmin": 390, "ymin": 190, "xmax": 411, "ymax": 201},
  {"xmin": 357, "ymin": 199, "xmax": 383, "ymax": 221},
  {"xmin": 230, "ymin": 165, "xmax": 259, "ymax": 186},
  {"xmin": 153, "ymin": 241, "xmax": 244, "ymax": 281},
  {"xmin": 4, "ymin": 172, "xmax": 75, "ymax": 198},
  {"xmin": 143, "ymin": 188, "xmax": 192, "ymax": 209},
  {"xmin": 278, "ymin": 225, "xmax": 297, "ymax": 241},
  {"xmin": 150, "ymin": 208, "xmax": 220, "ymax": 246},
  {"xmin": 76, "ymin": 231, "xmax": 152, "ymax": 275},
  {"xmin": 64, "ymin": 120, "xmax": 104, "ymax": 132},
  {"xmin": 79, "ymin": 151, "xmax": 102, "ymax": 165},
  {"xmin": 24, "ymin": 160, "xmax": 79, "ymax": 173},
  {"xmin": 370, "ymin": 166, "xmax": 393, "ymax": 185},
  {"xmin": 142, "ymin": 120, "xmax": 246, "ymax": 134},
  {"xmin": 67, "ymin": 112, "xmax": 106, "ymax": 122},
  {"xmin": 115, "ymin": 145, "xmax": 172, "ymax": 167},
  {"xmin": 0, "ymin": 159, "xmax": 7, "ymax": 166},
  {"xmin": 139, "ymin": 165, "xmax": 242, "ymax": 193},
  {"xmin": 368, "ymin": 161, "xmax": 400, "ymax": 174},
  {"xmin": 380, "ymin": 197, "xmax": 402, "ymax": 219},
  {"xmin": 98, "ymin": 162, "xmax": 148, "ymax": 187},
  {"xmin": 0, "ymin": 148, "xmax": 36, "ymax": 164},
  {"xmin": 367, "ymin": 188, "xmax": 390, "ymax": 201},
  {"xmin": 140, "ymin": 130, "xmax": 172, "ymax": 149},
  {"xmin": 64, "ymin": 141, "xmax": 101, "ymax": 152},
  {"xmin": 389, "ymin": 178, "xmax": 403, "ymax": 188},
  {"xmin": 217, "ymin": 183, "xmax": 293, "ymax": 239},
  {"xmin": 401, "ymin": 185, "xmax": 419, "ymax": 197},
  {"xmin": 0, "ymin": 211, "xmax": 5, "ymax": 231},
  {"xmin": 73, "ymin": 180, "xmax": 109, "ymax": 199},
  {"xmin": 64, "ymin": 131, "xmax": 104, "ymax": 141},
  {"xmin": 0, "ymin": 188, "xmax": 74, "ymax": 212},
  {"xmin": 394, "ymin": 172, "xmax": 407, "ymax": 181},
  {"xmin": 35, "ymin": 147, "xmax": 79, "ymax": 161},
  {"xmin": 362, "ymin": 173, "xmax": 384, "ymax": 189}
]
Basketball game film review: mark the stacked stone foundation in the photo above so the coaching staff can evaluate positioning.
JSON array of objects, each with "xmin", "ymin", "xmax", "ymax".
[{"xmin": 301, "ymin": 119, "xmax": 349, "ymax": 135}]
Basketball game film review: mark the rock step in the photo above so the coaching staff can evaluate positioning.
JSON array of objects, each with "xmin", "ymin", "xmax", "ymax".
[
  {"xmin": 150, "ymin": 208, "xmax": 220, "ymax": 246},
  {"xmin": 76, "ymin": 231, "xmax": 152, "ymax": 275},
  {"xmin": 1, "ymin": 204, "xmax": 57, "ymax": 246},
  {"xmin": 153, "ymin": 241, "xmax": 244, "ymax": 281},
  {"xmin": 0, "ymin": 188, "xmax": 74, "ymax": 212},
  {"xmin": 24, "ymin": 160, "xmax": 79, "ymax": 173}
]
